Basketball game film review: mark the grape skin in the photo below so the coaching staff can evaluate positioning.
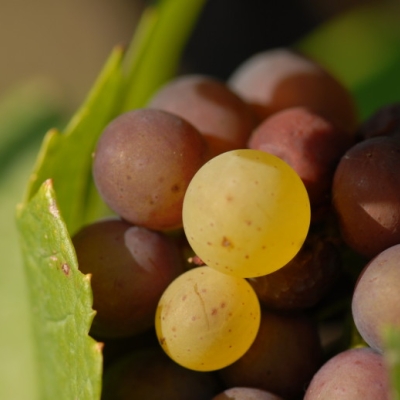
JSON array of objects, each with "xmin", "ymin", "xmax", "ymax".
[
  {"xmin": 248, "ymin": 106, "xmax": 352, "ymax": 211},
  {"xmin": 332, "ymin": 135, "xmax": 400, "ymax": 258},
  {"xmin": 72, "ymin": 218, "xmax": 184, "ymax": 338},
  {"xmin": 147, "ymin": 74, "xmax": 257, "ymax": 157},
  {"xmin": 352, "ymin": 244, "xmax": 400, "ymax": 353},
  {"xmin": 101, "ymin": 347, "xmax": 220, "ymax": 400},
  {"xmin": 93, "ymin": 108, "xmax": 208, "ymax": 231},
  {"xmin": 249, "ymin": 231, "xmax": 342, "ymax": 310},
  {"xmin": 182, "ymin": 149, "xmax": 310, "ymax": 278},
  {"xmin": 304, "ymin": 347, "xmax": 393, "ymax": 399},
  {"xmin": 155, "ymin": 266, "xmax": 261, "ymax": 371},
  {"xmin": 228, "ymin": 48, "xmax": 358, "ymax": 133},
  {"xmin": 219, "ymin": 309, "xmax": 322, "ymax": 399}
]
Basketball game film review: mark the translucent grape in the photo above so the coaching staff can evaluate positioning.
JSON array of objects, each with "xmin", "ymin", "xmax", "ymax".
[
  {"xmin": 182, "ymin": 149, "xmax": 310, "ymax": 278},
  {"xmin": 155, "ymin": 266, "xmax": 261, "ymax": 371}
]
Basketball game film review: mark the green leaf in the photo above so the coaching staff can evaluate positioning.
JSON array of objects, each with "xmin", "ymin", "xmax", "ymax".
[
  {"xmin": 22, "ymin": 47, "xmax": 125, "ymax": 236},
  {"xmin": 16, "ymin": 180, "xmax": 102, "ymax": 400}
]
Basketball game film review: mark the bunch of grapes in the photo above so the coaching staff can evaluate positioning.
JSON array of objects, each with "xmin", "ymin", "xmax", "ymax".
[{"xmin": 71, "ymin": 47, "xmax": 400, "ymax": 399}]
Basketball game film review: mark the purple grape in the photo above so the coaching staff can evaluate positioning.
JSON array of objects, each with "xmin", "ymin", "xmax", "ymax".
[
  {"xmin": 249, "ymin": 231, "xmax": 341, "ymax": 310},
  {"xmin": 219, "ymin": 309, "xmax": 322, "ymax": 399},
  {"xmin": 304, "ymin": 347, "xmax": 393, "ymax": 399},
  {"xmin": 148, "ymin": 74, "xmax": 257, "ymax": 157},
  {"xmin": 72, "ymin": 218, "xmax": 184, "ymax": 338},
  {"xmin": 101, "ymin": 347, "xmax": 221, "ymax": 400},
  {"xmin": 228, "ymin": 48, "xmax": 358, "ymax": 134},
  {"xmin": 248, "ymin": 106, "xmax": 352, "ymax": 212},
  {"xmin": 93, "ymin": 108, "xmax": 209, "ymax": 231},
  {"xmin": 332, "ymin": 135, "xmax": 400, "ymax": 258},
  {"xmin": 352, "ymin": 244, "xmax": 400, "ymax": 353}
]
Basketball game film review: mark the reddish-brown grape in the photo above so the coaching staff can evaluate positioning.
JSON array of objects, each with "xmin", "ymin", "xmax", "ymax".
[
  {"xmin": 332, "ymin": 135, "xmax": 400, "ymax": 259},
  {"xmin": 248, "ymin": 106, "xmax": 352, "ymax": 211},
  {"xmin": 249, "ymin": 231, "xmax": 342, "ymax": 310},
  {"xmin": 219, "ymin": 310, "xmax": 322, "ymax": 400},
  {"xmin": 101, "ymin": 347, "xmax": 221, "ymax": 400},
  {"xmin": 228, "ymin": 48, "xmax": 358, "ymax": 133},
  {"xmin": 72, "ymin": 218, "xmax": 184, "ymax": 338},
  {"xmin": 147, "ymin": 74, "xmax": 257, "ymax": 157},
  {"xmin": 93, "ymin": 108, "xmax": 209, "ymax": 231}
]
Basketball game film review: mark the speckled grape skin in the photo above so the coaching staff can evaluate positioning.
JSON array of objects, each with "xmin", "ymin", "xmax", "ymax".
[
  {"xmin": 93, "ymin": 108, "xmax": 208, "ymax": 231},
  {"xmin": 155, "ymin": 266, "xmax": 261, "ymax": 371},
  {"xmin": 352, "ymin": 244, "xmax": 400, "ymax": 352},
  {"xmin": 304, "ymin": 348, "xmax": 393, "ymax": 400},
  {"xmin": 182, "ymin": 149, "xmax": 311, "ymax": 278},
  {"xmin": 228, "ymin": 48, "xmax": 358, "ymax": 134},
  {"xmin": 147, "ymin": 74, "xmax": 257, "ymax": 157}
]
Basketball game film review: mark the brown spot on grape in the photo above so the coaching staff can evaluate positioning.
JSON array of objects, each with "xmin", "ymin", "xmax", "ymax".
[
  {"xmin": 61, "ymin": 263, "xmax": 70, "ymax": 276},
  {"xmin": 191, "ymin": 316, "xmax": 197, "ymax": 321},
  {"xmin": 245, "ymin": 254, "xmax": 249, "ymax": 259},
  {"xmin": 172, "ymin": 327, "xmax": 177, "ymax": 332},
  {"xmin": 211, "ymin": 308, "xmax": 218, "ymax": 316},
  {"xmin": 207, "ymin": 242, "xmax": 212, "ymax": 246},
  {"xmin": 226, "ymin": 195, "xmax": 233, "ymax": 202},
  {"xmin": 245, "ymin": 220, "xmax": 252, "ymax": 226},
  {"xmin": 171, "ymin": 184, "xmax": 180, "ymax": 193},
  {"xmin": 220, "ymin": 302, "xmax": 226, "ymax": 308},
  {"xmin": 182, "ymin": 295, "xmax": 187, "ymax": 301},
  {"xmin": 222, "ymin": 236, "xmax": 233, "ymax": 247},
  {"xmin": 159, "ymin": 337, "xmax": 166, "ymax": 345}
]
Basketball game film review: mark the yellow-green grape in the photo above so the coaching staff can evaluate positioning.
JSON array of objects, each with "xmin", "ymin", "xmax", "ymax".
[
  {"xmin": 182, "ymin": 149, "xmax": 311, "ymax": 278},
  {"xmin": 155, "ymin": 266, "xmax": 261, "ymax": 372}
]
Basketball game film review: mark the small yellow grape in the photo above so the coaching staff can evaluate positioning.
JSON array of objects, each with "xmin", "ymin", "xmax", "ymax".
[
  {"xmin": 155, "ymin": 266, "xmax": 261, "ymax": 371},
  {"xmin": 182, "ymin": 149, "xmax": 311, "ymax": 278}
]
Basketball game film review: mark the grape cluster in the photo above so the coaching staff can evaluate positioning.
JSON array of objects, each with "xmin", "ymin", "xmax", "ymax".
[{"xmin": 71, "ymin": 47, "xmax": 400, "ymax": 399}]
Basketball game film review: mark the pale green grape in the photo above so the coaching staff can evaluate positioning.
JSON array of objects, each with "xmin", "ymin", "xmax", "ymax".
[
  {"xmin": 182, "ymin": 149, "xmax": 310, "ymax": 278},
  {"xmin": 155, "ymin": 266, "xmax": 261, "ymax": 372}
]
